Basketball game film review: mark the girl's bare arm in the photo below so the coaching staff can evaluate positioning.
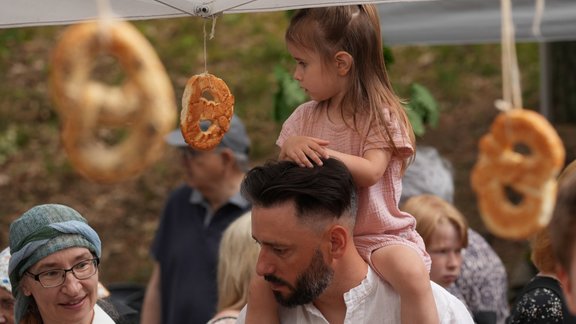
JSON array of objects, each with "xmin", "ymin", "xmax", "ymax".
[{"xmin": 326, "ymin": 148, "xmax": 390, "ymax": 187}]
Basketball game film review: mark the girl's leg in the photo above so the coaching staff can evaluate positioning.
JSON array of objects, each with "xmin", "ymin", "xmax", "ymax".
[
  {"xmin": 371, "ymin": 245, "xmax": 439, "ymax": 324},
  {"xmin": 245, "ymin": 275, "xmax": 280, "ymax": 324}
]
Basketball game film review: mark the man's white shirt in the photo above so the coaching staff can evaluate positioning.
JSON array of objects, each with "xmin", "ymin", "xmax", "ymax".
[{"xmin": 236, "ymin": 267, "xmax": 474, "ymax": 323}]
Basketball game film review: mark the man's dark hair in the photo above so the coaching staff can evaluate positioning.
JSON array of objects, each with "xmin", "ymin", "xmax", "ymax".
[{"xmin": 241, "ymin": 158, "xmax": 357, "ymax": 224}]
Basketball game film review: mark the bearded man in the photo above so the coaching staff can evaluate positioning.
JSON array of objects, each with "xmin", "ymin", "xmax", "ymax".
[{"xmin": 237, "ymin": 158, "xmax": 473, "ymax": 324}]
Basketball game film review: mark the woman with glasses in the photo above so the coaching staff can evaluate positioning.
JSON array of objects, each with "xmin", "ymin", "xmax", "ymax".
[{"xmin": 7, "ymin": 203, "xmax": 131, "ymax": 324}]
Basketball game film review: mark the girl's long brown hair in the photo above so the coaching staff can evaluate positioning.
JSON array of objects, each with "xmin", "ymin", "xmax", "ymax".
[{"xmin": 286, "ymin": 4, "xmax": 415, "ymax": 172}]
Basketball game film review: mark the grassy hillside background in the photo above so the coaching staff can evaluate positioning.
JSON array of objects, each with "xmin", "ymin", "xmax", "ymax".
[{"xmin": 0, "ymin": 11, "xmax": 574, "ymax": 299}]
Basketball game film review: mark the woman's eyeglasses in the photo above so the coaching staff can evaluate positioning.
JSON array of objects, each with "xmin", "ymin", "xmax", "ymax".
[{"xmin": 25, "ymin": 258, "xmax": 99, "ymax": 288}]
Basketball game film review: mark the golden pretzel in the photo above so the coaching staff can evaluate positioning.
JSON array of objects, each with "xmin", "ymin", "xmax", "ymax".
[
  {"xmin": 180, "ymin": 73, "xmax": 234, "ymax": 151},
  {"xmin": 471, "ymin": 109, "xmax": 565, "ymax": 239},
  {"xmin": 50, "ymin": 20, "xmax": 177, "ymax": 183}
]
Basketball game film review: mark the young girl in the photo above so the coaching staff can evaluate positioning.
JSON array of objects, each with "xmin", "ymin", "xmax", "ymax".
[{"xmin": 246, "ymin": 4, "xmax": 439, "ymax": 324}]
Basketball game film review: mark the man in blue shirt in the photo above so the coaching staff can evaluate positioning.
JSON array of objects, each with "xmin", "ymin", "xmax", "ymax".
[{"xmin": 141, "ymin": 115, "xmax": 252, "ymax": 324}]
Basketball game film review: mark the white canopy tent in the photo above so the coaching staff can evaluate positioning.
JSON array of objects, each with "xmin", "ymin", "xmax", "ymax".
[
  {"xmin": 377, "ymin": 0, "xmax": 576, "ymax": 45},
  {"xmin": 0, "ymin": 0, "xmax": 424, "ymax": 29},
  {"xmin": 2, "ymin": 0, "xmax": 575, "ymax": 46}
]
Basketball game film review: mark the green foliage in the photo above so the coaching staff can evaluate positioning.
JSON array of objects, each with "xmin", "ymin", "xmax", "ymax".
[
  {"xmin": 385, "ymin": 46, "xmax": 440, "ymax": 137},
  {"xmin": 403, "ymin": 83, "xmax": 440, "ymax": 137},
  {"xmin": 383, "ymin": 45, "xmax": 395, "ymax": 67},
  {"xmin": 273, "ymin": 65, "xmax": 306, "ymax": 124},
  {"xmin": 0, "ymin": 29, "xmax": 35, "ymax": 58},
  {"xmin": 0, "ymin": 126, "xmax": 19, "ymax": 165}
]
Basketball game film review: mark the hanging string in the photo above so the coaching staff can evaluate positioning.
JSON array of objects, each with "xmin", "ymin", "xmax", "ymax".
[
  {"xmin": 202, "ymin": 15, "xmax": 218, "ymax": 74},
  {"xmin": 96, "ymin": 0, "xmax": 112, "ymax": 20},
  {"xmin": 532, "ymin": 0, "xmax": 545, "ymax": 39},
  {"xmin": 498, "ymin": 0, "xmax": 523, "ymax": 111},
  {"xmin": 95, "ymin": 0, "xmax": 115, "ymax": 45}
]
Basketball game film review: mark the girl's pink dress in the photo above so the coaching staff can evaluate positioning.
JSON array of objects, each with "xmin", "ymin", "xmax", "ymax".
[{"xmin": 277, "ymin": 101, "xmax": 430, "ymax": 270}]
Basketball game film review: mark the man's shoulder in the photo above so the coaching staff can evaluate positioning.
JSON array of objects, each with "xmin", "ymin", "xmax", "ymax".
[
  {"xmin": 167, "ymin": 184, "xmax": 193, "ymax": 200},
  {"xmin": 238, "ymin": 273, "xmax": 474, "ymax": 324},
  {"xmin": 235, "ymin": 306, "xmax": 247, "ymax": 324},
  {"xmin": 157, "ymin": 185, "xmax": 197, "ymax": 227},
  {"xmin": 369, "ymin": 270, "xmax": 474, "ymax": 323},
  {"xmin": 429, "ymin": 281, "xmax": 475, "ymax": 323},
  {"xmin": 163, "ymin": 185, "xmax": 198, "ymax": 213}
]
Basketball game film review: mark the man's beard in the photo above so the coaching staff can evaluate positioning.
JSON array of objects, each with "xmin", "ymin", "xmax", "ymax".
[{"xmin": 264, "ymin": 248, "xmax": 334, "ymax": 307}]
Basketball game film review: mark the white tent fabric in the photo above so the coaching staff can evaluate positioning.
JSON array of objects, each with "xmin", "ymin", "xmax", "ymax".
[
  {"xmin": 377, "ymin": 0, "xmax": 576, "ymax": 45},
  {"xmin": 1, "ymin": 0, "xmax": 574, "ymax": 45},
  {"xmin": 0, "ymin": 0, "xmax": 427, "ymax": 29}
]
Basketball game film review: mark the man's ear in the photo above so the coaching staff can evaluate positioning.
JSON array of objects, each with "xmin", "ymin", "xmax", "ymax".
[
  {"xmin": 219, "ymin": 148, "xmax": 235, "ymax": 164},
  {"xmin": 557, "ymin": 265, "xmax": 576, "ymax": 314},
  {"xmin": 326, "ymin": 225, "xmax": 348, "ymax": 258},
  {"xmin": 334, "ymin": 51, "xmax": 353, "ymax": 76}
]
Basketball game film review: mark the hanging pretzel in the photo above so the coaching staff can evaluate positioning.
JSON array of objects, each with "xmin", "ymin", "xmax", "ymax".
[
  {"xmin": 471, "ymin": 109, "xmax": 565, "ymax": 240},
  {"xmin": 180, "ymin": 73, "xmax": 234, "ymax": 150},
  {"xmin": 50, "ymin": 20, "xmax": 177, "ymax": 183}
]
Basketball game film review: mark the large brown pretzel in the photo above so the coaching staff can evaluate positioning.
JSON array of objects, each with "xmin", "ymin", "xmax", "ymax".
[
  {"xmin": 180, "ymin": 73, "xmax": 234, "ymax": 151},
  {"xmin": 50, "ymin": 20, "xmax": 177, "ymax": 183},
  {"xmin": 471, "ymin": 109, "xmax": 565, "ymax": 240}
]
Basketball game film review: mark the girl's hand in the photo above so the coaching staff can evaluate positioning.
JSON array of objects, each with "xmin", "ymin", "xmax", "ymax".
[{"xmin": 279, "ymin": 136, "xmax": 330, "ymax": 168}]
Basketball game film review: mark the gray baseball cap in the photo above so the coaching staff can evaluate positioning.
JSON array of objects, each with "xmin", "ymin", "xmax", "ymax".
[{"xmin": 166, "ymin": 114, "xmax": 251, "ymax": 157}]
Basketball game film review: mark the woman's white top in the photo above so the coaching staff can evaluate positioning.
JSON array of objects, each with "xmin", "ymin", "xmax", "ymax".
[{"xmin": 92, "ymin": 304, "xmax": 116, "ymax": 324}]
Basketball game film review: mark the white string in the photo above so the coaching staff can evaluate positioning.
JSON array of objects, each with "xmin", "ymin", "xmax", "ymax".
[
  {"xmin": 203, "ymin": 20, "xmax": 208, "ymax": 73},
  {"xmin": 495, "ymin": 99, "xmax": 513, "ymax": 112},
  {"xmin": 202, "ymin": 15, "xmax": 218, "ymax": 74},
  {"xmin": 95, "ymin": 0, "xmax": 115, "ymax": 44},
  {"xmin": 96, "ymin": 0, "xmax": 112, "ymax": 19},
  {"xmin": 210, "ymin": 15, "xmax": 218, "ymax": 40},
  {"xmin": 532, "ymin": 0, "xmax": 545, "ymax": 39},
  {"xmin": 499, "ymin": 0, "xmax": 523, "ymax": 110}
]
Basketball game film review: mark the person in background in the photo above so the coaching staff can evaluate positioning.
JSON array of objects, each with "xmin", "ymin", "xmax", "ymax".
[
  {"xmin": 206, "ymin": 212, "xmax": 259, "ymax": 324},
  {"xmin": 401, "ymin": 194, "xmax": 468, "ymax": 289},
  {"xmin": 8, "ymin": 203, "xmax": 134, "ymax": 324},
  {"xmin": 507, "ymin": 225, "xmax": 576, "ymax": 323},
  {"xmin": 403, "ymin": 194, "xmax": 503, "ymax": 324},
  {"xmin": 0, "ymin": 248, "xmax": 14, "ymax": 324},
  {"xmin": 0, "ymin": 246, "xmax": 124, "ymax": 324},
  {"xmin": 141, "ymin": 115, "xmax": 252, "ymax": 324},
  {"xmin": 236, "ymin": 158, "xmax": 473, "ymax": 324},
  {"xmin": 549, "ymin": 160, "xmax": 576, "ymax": 316},
  {"xmin": 453, "ymin": 229, "xmax": 509, "ymax": 324},
  {"xmin": 401, "ymin": 145, "xmax": 510, "ymax": 324}
]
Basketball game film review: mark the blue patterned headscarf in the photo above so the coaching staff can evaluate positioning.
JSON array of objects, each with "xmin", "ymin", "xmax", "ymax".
[
  {"xmin": 8, "ymin": 204, "xmax": 101, "ymax": 323},
  {"xmin": 0, "ymin": 247, "xmax": 11, "ymax": 293}
]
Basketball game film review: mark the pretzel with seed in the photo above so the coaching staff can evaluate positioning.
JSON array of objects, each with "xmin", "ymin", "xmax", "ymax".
[{"xmin": 180, "ymin": 73, "xmax": 234, "ymax": 151}]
